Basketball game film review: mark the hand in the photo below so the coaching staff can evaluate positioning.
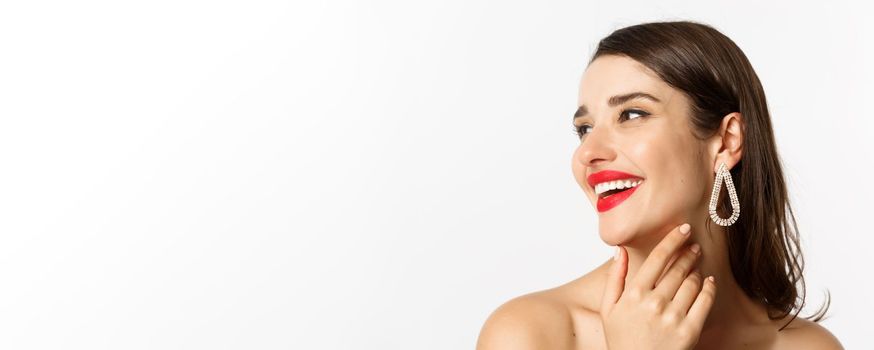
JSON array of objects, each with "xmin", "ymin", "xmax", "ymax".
[{"xmin": 599, "ymin": 223, "xmax": 717, "ymax": 350}]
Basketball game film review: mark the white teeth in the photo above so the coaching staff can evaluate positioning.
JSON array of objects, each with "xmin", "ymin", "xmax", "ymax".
[{"xmin": 594, "ymin": 179, "xmax": 642, "ymax": 195}]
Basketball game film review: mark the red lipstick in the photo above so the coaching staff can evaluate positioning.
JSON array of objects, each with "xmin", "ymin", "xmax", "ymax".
[
  {"xmin": 596, "ymin": 185, "xmax": 640, "ymax": 212},
  {"xmin": 587, "ymin": 170, "xmax": 642, "ymax": 188},
  {"xmin": 587, "ymin": 170, "xmax": 644, "ymax": 213}
]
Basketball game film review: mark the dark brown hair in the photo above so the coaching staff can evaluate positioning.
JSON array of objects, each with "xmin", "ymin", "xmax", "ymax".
[{"xmin": 588, "ymin": 20, "xmax": 829, "ymax": 330}]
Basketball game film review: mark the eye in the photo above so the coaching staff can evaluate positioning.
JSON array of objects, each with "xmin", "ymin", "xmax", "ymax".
[
  {"xmin": 620, "ymin": 108, "xmax": 649, "ymax": 121},
  {"xmin": 572, "ymin": 124, "xmax": 593, "ymax": 140},
  {"xmin": 572, "ymin": 109, "xmax": 649, "ymax": 140}
]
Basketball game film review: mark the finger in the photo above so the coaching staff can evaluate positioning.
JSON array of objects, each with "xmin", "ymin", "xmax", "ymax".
[
  {"xmin": 683, "ymin": 276, "xmax": 717, "ymax": 330},
  {"xmin": 652, "ymin": 243, "xmax": 701, "ymax": 299},
  {"xmin": 654, "ymin": 249, "xmax": 681, "ymax": 286},
  {"xmin": 634, "ymin": 223, "xmax": 692, "ymax": 290},
  {"xmin": 666, "ymin": 269, "xmax": 703, "ymax": 315},
  {"xmin": 600, "ymin": 245, "xmax": 628, "ymax": 316}
]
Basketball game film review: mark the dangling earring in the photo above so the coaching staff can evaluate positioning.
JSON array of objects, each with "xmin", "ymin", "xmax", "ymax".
[{"xmin": 708, "ymin": 162, "xmax": 740, "ymax": 226}]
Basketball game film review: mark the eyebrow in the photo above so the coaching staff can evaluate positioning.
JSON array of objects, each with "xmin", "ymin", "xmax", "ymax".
[{"xmin": 573, "ymin": 91, "xmax": 661, "ymax": 120}]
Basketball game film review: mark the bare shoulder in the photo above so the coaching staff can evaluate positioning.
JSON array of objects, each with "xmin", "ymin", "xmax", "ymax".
[
  {"xmin": 475, "ymin": 290, "xmax": 575, "ymax": 350},
  {"xmin": 775, "ymin": 317, "xmax": 843, "ymax": 350},
  {"xmin": 476, "ymin": 263, "xmax": 611, "ymax": 350}
]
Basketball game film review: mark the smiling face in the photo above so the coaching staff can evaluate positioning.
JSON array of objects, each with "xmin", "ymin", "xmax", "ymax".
[{"xmin": 571, "ymin": 55, "xmax": 712, "ymax": 246}]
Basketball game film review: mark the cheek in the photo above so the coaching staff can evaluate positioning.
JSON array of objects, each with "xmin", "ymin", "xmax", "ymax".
[
  {"xmin": 571, "ymin": 146, "xmax": 580, "ymax": 174},
  {"xmin": 626, "ymin": 133, "xmax": 706, "ymax": 221},
  {"xmin": 571, "ymin": 147, "xmax": 586, "ymax": 189}
]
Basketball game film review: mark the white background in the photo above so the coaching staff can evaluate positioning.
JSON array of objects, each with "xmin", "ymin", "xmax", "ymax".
[{"xmin": 1, "ymin": 0, "xmax": 871, "ymax": 349}]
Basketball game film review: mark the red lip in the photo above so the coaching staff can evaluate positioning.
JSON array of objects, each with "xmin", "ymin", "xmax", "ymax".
[
  {"xmin": 587, "ymin": 170, "xmax": 643, "ymax": 188},
  {"xmin": 587, "ymin": 170, "xmax": 645, "ymax": 213},
  {"xmin": 597, "ymin": 185, "xmax": 640, "ymax": 212}
]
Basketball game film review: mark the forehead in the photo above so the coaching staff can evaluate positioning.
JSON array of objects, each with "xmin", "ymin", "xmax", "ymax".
[{"xmin": 578, "ymin": 55, "xmax": 675, "ymax": 107}]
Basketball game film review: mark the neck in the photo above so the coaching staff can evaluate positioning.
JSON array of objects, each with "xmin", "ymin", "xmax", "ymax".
[{"xmin": 619, "ymin": 213, "xmax": 772, "ymax": 334}]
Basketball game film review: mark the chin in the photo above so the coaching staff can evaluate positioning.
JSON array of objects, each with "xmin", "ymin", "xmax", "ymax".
[{"xmin": 597, "ymin": 220, "xmax": 639, "ymax": 246}]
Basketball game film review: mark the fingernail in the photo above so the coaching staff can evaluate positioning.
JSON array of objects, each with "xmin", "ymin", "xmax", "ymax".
[
  {"xmin": 679, "ymin": 223, "xmax": 691, "ymax": 235},
  {"xmin": 690, "ymin": 243, "xmax": 701, "ymax": 254},
  {"xmin": 707, "ymin": 276, "xmax": 715, "ymax": 283},
  {"xmin": 614, "ymin": 246, "xmax": 620, "ymax": 261}
]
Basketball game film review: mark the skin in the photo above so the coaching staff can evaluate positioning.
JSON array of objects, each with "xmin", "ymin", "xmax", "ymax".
[{"xmin": 476, "ymin": 55, "xmax": 843, "ymax": 349}]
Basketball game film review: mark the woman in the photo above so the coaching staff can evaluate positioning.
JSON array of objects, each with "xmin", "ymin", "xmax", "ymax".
[{"xmin": 476, "ymin": 21, "xmax": 842, "ymax": 349}]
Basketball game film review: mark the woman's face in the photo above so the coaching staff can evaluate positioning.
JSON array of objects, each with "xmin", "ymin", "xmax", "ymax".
[{"xmin": 571, "ymin": 55, "xmax": 711, "ymax": 246}]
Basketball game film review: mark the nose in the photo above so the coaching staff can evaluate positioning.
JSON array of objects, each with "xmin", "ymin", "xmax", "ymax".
[{"xmin": 576, "ymin": 127, "xmax": 616, "ymax": 168}]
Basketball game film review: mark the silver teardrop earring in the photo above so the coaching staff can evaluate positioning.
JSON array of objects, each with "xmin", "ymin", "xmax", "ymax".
[{"xmin": 708, "ymin": 162, "xmax": 740, "ymax": 226}]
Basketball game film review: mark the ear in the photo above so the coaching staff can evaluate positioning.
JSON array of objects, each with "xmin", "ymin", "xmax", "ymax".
[{"xmin": 708, "ymin": 112, "xmax": 744, "ymax": 172}]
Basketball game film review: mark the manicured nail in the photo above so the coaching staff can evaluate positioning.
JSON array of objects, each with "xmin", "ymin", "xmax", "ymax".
[
  {"xmin": 614, "ymin": 246, "xmax": 620, "ymax": 261},
  {"xmin": 679, "ymin": 223, "xmax": 691, "ymax": 235},
  {"xmin": 690, "ymin": 243, "xmax": 701, "ymax": 254}
]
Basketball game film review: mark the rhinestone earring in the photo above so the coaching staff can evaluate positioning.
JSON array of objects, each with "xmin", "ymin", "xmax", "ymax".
[{"xmin": 708, "ymin": 162, "xmax": 740, "ymax": 226}]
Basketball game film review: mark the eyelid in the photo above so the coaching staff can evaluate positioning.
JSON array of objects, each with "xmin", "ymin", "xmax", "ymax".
[
  {"xmin": 620, "ymin": 108, "xmax": 650, "ymax": 120},
  {"xmin": 573, "ymin": 108, "xmax": 648, "ymax": 139},
  {"xmin": 576, "ymin": 108, "xmax": 649, "ymax": 125}
]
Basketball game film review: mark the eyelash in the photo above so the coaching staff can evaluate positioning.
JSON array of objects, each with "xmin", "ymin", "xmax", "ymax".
[{"xmin": 572, "ymin": 109, "xmax": 650, "ymax": 139}]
